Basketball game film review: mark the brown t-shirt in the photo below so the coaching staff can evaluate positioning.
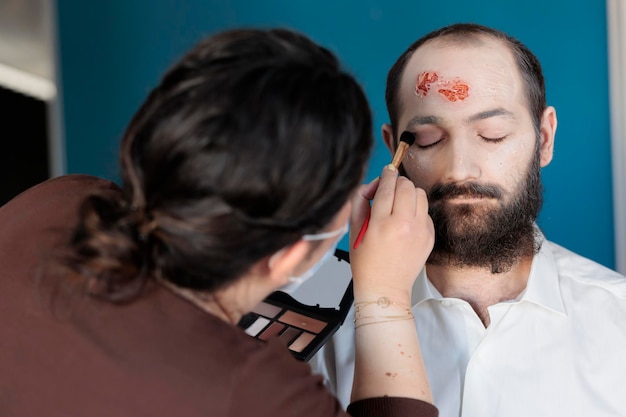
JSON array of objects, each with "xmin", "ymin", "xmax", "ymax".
[{"xmin": 0, "ymin": 175, "xmax": 437, "ymax": 417}]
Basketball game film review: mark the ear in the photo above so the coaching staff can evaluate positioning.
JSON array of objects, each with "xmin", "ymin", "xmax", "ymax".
[
  {"xmin": 265, "ymin": 240, "xmax": 310, "ymax": 286},
  {"xmin": 538, "ymin": 106, "xmax": 557, "ymax": 167},
  {"xmin": 382, "ymin": 123, "xmax": 397, "ymax": 156}
]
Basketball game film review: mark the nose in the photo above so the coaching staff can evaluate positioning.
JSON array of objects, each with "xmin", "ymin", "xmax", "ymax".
[{"xmin": 442, "ymin": 136, "xmax": 481, "ymax": 183}]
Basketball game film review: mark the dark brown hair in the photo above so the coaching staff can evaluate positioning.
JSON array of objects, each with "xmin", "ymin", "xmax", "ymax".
[{"xmin": 62, "ymin": 28, "xmax": 373, "ymax": 302}]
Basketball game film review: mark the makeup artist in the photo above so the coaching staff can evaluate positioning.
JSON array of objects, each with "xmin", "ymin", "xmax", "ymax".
[{"xmin": 0, "ymin": 28, "xmax": 437, "ymax": 417}]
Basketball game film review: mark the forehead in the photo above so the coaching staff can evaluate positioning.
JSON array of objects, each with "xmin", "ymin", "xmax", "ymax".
[{"xmin": 397, "ymin": 37, "xmax": 526, "ymax": 124}]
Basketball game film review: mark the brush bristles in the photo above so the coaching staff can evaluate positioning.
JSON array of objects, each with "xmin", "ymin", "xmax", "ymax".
[{"xmin": 399, "ymin": 130, "xmax": 416, "ymax": 146}]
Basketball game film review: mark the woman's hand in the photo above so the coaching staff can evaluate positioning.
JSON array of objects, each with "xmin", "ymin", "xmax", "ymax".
[
  {"xmin": 349, "ymin": 164, "xmax": 434, "ymax": 300},
  {"xmin": 349, "ymin": 164, "xmax": 435, "ymax": 404}
]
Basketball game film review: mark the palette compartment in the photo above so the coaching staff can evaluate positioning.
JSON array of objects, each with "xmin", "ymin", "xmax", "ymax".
[{"xmin": 238, "ymin": 249, "xmax": 353, "ymax": 362}]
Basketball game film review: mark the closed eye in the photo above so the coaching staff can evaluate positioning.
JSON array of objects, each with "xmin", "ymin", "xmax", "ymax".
[
  {"xmin": 416, "ymin": 137, "xmax": 444, "ymax": 149},
  {"xmin": 480, "ymin": 135, "xmax": 506, "ymax": 143}
]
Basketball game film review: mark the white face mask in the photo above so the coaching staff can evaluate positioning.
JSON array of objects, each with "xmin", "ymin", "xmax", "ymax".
[{"xmin": 279, "ymin": 222, "xmax": 349, "ymax": 293}]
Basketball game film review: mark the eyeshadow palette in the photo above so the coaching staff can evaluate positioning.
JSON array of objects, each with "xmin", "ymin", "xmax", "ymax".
[{"xmin": 237, "ymin": 249, "xmax": 353, "ymax": 362}]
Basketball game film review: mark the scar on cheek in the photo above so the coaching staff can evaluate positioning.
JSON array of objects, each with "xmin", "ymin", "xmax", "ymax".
[{"xmin": 415, "ymin": 71, "xmax": 470, "ymax": 102}]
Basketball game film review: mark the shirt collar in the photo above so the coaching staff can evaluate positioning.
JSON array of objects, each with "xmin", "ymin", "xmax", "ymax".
[
  {"xmin": 411, "ymin": 232, "xmax": 566, "ymax": 316},
  {"xmin": 517, "ymin": 236, "xmax": 566, "ymax": 315}
]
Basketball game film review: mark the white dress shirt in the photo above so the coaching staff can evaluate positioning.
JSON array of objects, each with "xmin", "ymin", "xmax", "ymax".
[{"xmin": 311, "ymin": 239, "xmax": 626, "ymax": 417}]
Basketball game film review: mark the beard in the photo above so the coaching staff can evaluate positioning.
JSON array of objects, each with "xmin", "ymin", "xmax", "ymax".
[{"xmin": 426, "ymin": 145, "xmax": 543, "ymax": 274}]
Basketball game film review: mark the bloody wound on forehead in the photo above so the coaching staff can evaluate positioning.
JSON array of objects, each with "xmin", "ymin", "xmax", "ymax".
[{"xmin": 416, "ymin": 71, "xmax": 470, "ymax": 102}]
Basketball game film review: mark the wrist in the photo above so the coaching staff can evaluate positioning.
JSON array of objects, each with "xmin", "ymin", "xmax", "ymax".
[
  {"xmin": 353, "ymin": 285, "xmax": 412, "ymax": 306},
  {"xmin": 353, "ymin": 296, "xmax": 414, "ymax": 329}
]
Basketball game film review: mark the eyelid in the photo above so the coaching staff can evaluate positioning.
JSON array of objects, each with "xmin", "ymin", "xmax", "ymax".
[
  {"xmin": 480, "ymin": 135, "xmax": 506, "ymax": 143},
  {"xmin": 413, "ymin": 125, "xmax": 445, "ymax": 149},
  {"xmin": 416, "ymin": 138, "xmax": 443, "ymax": 149}
]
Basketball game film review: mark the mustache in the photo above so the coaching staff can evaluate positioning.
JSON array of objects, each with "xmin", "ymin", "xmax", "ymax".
[{"xmin": 429, "ymin": 182, "xmax": 503, "ymax": 201}]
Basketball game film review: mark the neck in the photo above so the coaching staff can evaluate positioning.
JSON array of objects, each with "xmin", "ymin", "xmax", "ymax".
[
  {"xmin": 159, "ymin": 279, "xmax": 257, "ymax": 325},
  {"xmin": 426, "ymin": 256, "xmax": 533, "ymax": 327}
]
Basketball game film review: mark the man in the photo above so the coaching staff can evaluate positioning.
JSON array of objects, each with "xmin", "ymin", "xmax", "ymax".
[{"xmin": 312, "ymin": 23, "xmax": 626, "ymax": 417}]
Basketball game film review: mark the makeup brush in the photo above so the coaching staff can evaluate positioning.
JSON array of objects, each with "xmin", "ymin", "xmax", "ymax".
[{"xmin": 353, "ymin": 131, "xmax": 416, "ymax": 249}]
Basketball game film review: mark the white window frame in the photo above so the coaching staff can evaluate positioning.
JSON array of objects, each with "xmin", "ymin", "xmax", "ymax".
[{"xmin": 607, "ymin": 0, "xmax": 626, "ymax": 274}]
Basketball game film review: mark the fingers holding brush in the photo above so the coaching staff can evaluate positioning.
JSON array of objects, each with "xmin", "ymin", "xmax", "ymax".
[
  {"xmin": 350, "ymin": 177, "xmax": 380, "ymax": 243},
  {"xmin": 349, "ymin": 164, "xmax": 395, "ymax": 251},
  {"xmin": 368, "ymin": 164, "xmax": 399, "ymax": 221},
  {"xmin": 350, "ymin": 165, "xmax": 434, "ymax": 297},
  {"xmin": 352, "ymin": 131, "xmax": 416, "ymax": 250}
]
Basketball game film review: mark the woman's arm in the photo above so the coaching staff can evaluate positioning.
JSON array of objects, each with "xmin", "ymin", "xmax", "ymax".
[{"xmin": 348, "ymin": 164, "xmax": 434, "ymax": 404}]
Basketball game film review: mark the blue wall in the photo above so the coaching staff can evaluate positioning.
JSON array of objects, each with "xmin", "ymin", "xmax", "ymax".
[{"xmin": 56, "ymin": 0, "xmax": 615, "ymax": 269}]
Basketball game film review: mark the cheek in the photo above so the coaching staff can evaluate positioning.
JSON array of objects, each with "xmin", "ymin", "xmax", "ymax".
[
  {"xmin": 401, "ymin": 149, "xmax": 439, "ymax": 189},
  {"xmin": 484, "ymin": 146, "xmax": 532, "ymax": 188},
  {"xmin": 486, "ymin": 153, "xmax": 509, "ymax": 175}
]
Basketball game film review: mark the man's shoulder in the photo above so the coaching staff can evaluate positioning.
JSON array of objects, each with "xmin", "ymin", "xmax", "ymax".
[{"xmin": 544, "ymin": 240, "xmax": 626, "ymax": 298}]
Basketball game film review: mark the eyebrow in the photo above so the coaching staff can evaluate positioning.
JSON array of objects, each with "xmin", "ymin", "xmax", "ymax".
[
  {"xmin": 404, "ymin": 107, "xmax": 516, "ymax": 130},
  {"xmin": 405, "ymin": 115, "xmax": 442, "ymax": 129},
  {"xmin": 465, "ymin": 107, "xmax": 516, "ymax": 123}
]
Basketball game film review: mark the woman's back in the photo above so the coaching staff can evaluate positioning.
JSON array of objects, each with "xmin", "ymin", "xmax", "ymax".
[{"xmin": 0, "ymin": 175, "xmax": 349, "ymax": 417}]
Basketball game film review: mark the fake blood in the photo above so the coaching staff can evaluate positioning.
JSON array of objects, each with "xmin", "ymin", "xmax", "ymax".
[
  {"xmin": 438, "ymin": 80, "xmax": 470, "ymax": 101},
  {"xmin": 416, "ymin": 71, "xmax": 439, "ymax": 96},
  {"xmin": 415, "ymin": 71, "xmax": 470, "ymax": 102}
]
